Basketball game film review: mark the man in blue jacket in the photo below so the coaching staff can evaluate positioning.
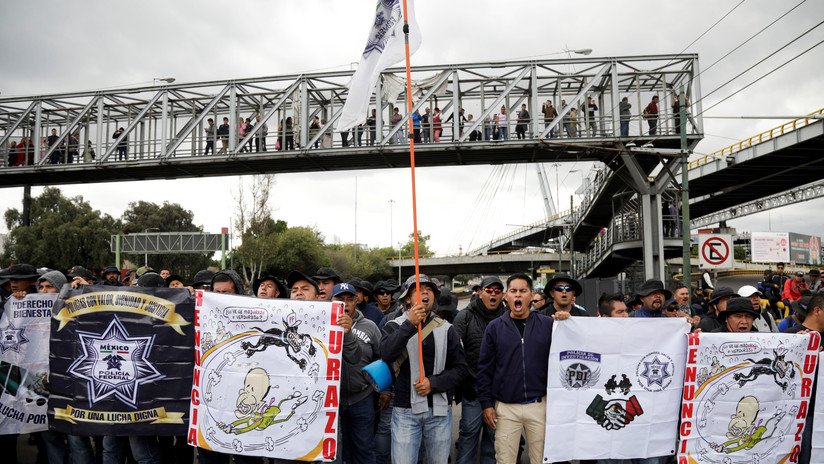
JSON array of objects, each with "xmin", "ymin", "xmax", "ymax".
[{"xmin": 476, "ymin": 273, "xmax": 564, "ymax": 464}]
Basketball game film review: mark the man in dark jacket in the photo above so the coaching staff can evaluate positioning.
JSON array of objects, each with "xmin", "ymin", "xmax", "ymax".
[
  {"xmin": 477, "ymin": 273, "xmax": 564, "ymax": 464},
  {"xmin": 380, "ymin": 274, "xmax": 468, "ymax": 464},
  {"xmin": 541, "ymin": 273, "xmax": 588, "ymax": 318},
  {"xmin": 697, "ymin": 287, "xmax": 738, "ymax": 332},
  {"xmin": 333, "ymin": 283, "xmax": 381, "ymax": 464},
  {"xmin": 100, "ymin": 265, "xmax": 123, "ymax": 286},
  {"xmin": 453, "ymin": 276, "xmax": 505, "ymax": 464}
]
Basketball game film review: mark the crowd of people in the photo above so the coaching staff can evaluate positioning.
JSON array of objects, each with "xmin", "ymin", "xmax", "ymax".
[
  {"xmin": 1, "ymin": 260, "xmax": 819, "ymax": 464},
  {"xmin": 3, "ymin": 94, "xmax": 698, "ymax": 167}
]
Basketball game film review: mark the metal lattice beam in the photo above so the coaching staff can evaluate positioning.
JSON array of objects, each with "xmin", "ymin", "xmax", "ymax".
[{"xmin": 111, "ymin": 232, "xmax": 225, "ymax": 254}]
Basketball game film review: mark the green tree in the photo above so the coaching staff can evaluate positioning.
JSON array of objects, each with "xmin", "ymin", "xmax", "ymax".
[
  {"xmin": 324, "ymin": 244, "xmax": 393, "ymax": 282},
  {"xmin": 120, "ymin": 201, "xmax": 211, "ymax": 278},
  {"xmin": 235, "ymin": 216, "xmax": 288, "ymax": 282},
  {"xmin": 266, "ymin": 227, "xmax": 328, "ymax": 276},
  {"xmin": 2, "ymin": 187, "xmax": 122, "ymax": 271},
  {"xmin": 400, "ymin": 231, "xmax": 434, "ymax": 258}
]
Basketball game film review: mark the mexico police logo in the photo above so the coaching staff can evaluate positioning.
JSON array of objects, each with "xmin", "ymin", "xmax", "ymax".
[
  {"xmin": 559, "ymin": 350, "xmax": 601, "ymax": 390},
  {"xmin": 68, "ymin": 315, "xmax": 164, "ymax": 408},
  {"xmin": 635, "ymin": 351, "xmax": 674, "ymax": 392}
]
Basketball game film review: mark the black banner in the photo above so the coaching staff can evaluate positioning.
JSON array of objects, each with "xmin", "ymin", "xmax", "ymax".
[{"xmin": 48, "ymin": 285, "xmax": 194, "ymax": 436}]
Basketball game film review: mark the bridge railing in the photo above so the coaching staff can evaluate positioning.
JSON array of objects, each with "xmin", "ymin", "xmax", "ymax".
[
  {"xmin": 688, "ymin": 107, "xmax": 824, "ymax": 170},
  {"xmin": 1, "ymin": 54, "xmax": 702, "ymax": 169},
  {"xmin": 467, "ymin": 209, "xmax": 572, "ymax": 256}
]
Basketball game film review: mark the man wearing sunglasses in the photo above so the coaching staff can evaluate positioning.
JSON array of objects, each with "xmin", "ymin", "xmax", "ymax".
[
  {"xmin": 453, "ymin": 276, "xmax": 506, "ymax": 464},
  {"xmin": 541, "ymin": 274, "xmax": 588, "ymax": 318}
]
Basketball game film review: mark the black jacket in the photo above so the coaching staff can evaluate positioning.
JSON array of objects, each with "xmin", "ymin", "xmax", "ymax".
[
  {"xmin": 452, "ymin": 298, "xmax": 504, "ymax": 399},
  {"xmin": 476, "ymin": 311, "xmax": 554, "ymax": 409},
  {"xmin": 697, "ymin": 313, "xmax": 723, "ymax": 332}
]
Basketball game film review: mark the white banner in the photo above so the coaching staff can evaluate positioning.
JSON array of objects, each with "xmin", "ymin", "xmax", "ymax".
[
  {"xmin": 544, "ymin": 317, "xmax": 690, "ymax": 461},
  {"xmin": 188, "ymin": 292, "xmax": 343, "ymax": 461},
  {"xmin": 812, "ymin": 351, "xmax": 824, "ymax": 459},
  {"xmin": 0, "ymin": 294, "xmax": 55, "ymax": 435},
  {"xmin": 751, "ymin": 231, "xmax": 790, "ymax": 263},
  {"xmin": 337, "ymin": 0, "xmax": 422, "ymax": 132},
  {"xmin": 679, "ymin": 331, "xmax": 821, "ymax": 463}
]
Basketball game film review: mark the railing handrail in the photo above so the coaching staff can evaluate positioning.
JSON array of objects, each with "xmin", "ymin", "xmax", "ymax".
[
  {"xmin": 467, "ymin": 209, "xmax": 573, "ymax": 255},
  {"xmin": 688, "ymin": 107, "xmax": 824, "ymax": 170}
]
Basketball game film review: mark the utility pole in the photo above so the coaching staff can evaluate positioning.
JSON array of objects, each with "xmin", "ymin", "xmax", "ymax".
[
  {"xmin": 679, "ymin": 86, "xmax": 691, "ymax": 289},
  {"xmin": 389, "ymin": 199, "xmax": 395, "ymax": 248}
]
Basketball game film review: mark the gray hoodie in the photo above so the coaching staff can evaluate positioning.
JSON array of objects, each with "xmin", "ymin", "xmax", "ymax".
[{"xmin": 342, "ymin": 309, "xmax": 382, "ymax": 406}]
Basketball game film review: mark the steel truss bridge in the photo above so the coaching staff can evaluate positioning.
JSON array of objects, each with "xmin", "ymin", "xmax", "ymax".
[{"xmin": 0, "ymin": 54, "xmax": 701, "ymax": 186}]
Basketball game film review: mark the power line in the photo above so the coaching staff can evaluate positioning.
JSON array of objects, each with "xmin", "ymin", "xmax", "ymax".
[
  {"xmin": 699, "ymin": 18, "xmax": 824, "ymax": 104},
  {"xmin": 701, "ymin": 38, "xmax": 824, "ymax": 115}
]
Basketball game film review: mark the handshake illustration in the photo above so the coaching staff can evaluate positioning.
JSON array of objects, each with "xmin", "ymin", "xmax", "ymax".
[{"xmin": 586, "ymin": 394, "xmax": 644, "ymax": 431}]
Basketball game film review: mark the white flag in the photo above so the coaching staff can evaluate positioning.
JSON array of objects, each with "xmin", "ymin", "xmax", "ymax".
[
  {"xmin": 337, "ymin": 0, "xmax": 421, "ymax": 133},
  {"xmin": 544, "ymin": 317, "xmax": 690, "ymax": 462}
]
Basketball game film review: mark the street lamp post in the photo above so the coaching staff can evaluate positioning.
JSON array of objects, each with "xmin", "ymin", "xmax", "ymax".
[
  {"xmin": 143, "ymin": 227, "xmax": 159, "ymax": 266},
  {"xmin": 397, "ymin": 241, "xmax": 402, "ymax": 283}
]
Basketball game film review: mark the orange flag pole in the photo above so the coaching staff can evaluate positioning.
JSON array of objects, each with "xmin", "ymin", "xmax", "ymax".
[{"xmin": 400, "ymin": 0, "xmax": 425, "ymax": 383}]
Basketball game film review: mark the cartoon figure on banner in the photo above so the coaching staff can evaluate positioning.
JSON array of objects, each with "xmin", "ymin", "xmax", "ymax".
[
  {"xmin": 686, "ymin": 338, "xmax": 806, "ymax": 463},
  {"xmin": 733, "ymin": 347, "xmax": 795, "ymax": 391},
  {"xmin": 218, "ymin": 368, "xmax": 308, "ymax": 434},
  {"xmin": 710, "ymin": 396, "xmax": 785, "ymax": 454},
  {"xmin": 199, "ymin": 303, "xmax": 331, "ymax": 456},
  {"xmin": 604, "ymin": 374, "xmax": 633, "ymax": 395},
  {"xmin": 241, "ymin": 312, "xmax": 317, "ymax": 371}
]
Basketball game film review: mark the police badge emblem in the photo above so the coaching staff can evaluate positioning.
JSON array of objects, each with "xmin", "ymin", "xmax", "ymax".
[{"xmin": 559, "ymin": 350, "xmax": 601, "ymax": 390}]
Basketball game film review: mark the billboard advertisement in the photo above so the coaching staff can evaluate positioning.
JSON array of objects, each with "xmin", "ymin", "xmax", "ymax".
[
  {"xmin": 789, "ymin": 232, "xmax": 822, "ymax": 265},
  {"xmin": 750, "ymin": 232, "xmax": 789, "ymax": 263}
]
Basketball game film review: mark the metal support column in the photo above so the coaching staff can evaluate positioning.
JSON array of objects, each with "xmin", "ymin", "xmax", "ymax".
[
  {"xmin": 611, "ymin": 61, "xmax": 620, "ymax": 136},
  {"xmin": 96, "ymin": 97, "xmax": 104, "ymax": 158},
  {"xmin": 451, "ymin": 70, "xmax": 460, "ymax": 139},
  {"xmin": 160, "ymin": 91, "xmax": 169, "ymax": 158},
  {"xmin": 375, "ymin": 77, "xmax": 383, "ymax": 143},
  {"xmin": 115, "ymin": 235, "xmax": 121, "ymax": 270},
  {"xmin": 300, "ymin": 78, "xmax": 309, "ymax": 148},
  {"xmin": 32, "ymin": 101, "xmax": 42, "ymax": 164},
  {"xmin": 228, "ymin": 85, "xmax": 237, "ymax": 152},
  {"xmin": 679, "ymin": 86, "xmax": 692, "ymax": 288},
  {"xmin": 530, "ymin": 65, "xmax": 541, "ymax": 137}
]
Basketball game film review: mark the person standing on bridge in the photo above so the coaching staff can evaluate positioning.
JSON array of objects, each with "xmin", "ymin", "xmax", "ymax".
[
  {"xmin": 203, "ymin": 118, "xmax": 216, "ymax": 155},
  {"xmin": 497, "ymin": 105, "xmax": 508, "ymax": 140},
  {"xmin": 113, "ymin": 127, "xmax": 128, "ymax": 160},
  {"xmin": 619, "ymin": 97, "xmax": 632, "ymax": 137},
  {"xmin": 584, "ymin": 96, "xmax": 598, "ymax": 137},
  {"xmin": 217, "ymin": 117, "xmax": 230, "ymax": 155},
  {"xmin": 432, "ymin": 107, "xmax": 442, "ymax": 143},
  {"xmin": 453, "ymin": 276, "xmax": 506, "ymax": 464},
  {"xmin": 515, "ymin": 104, "xmax": 529, "ymax": 139},
  {"xmin": 542, "ymin": 100, "xmax": 558, "ymax": 138},
  {"xmin": 642, "ymin": 95, "xmax": 659, "ymax": 136}
]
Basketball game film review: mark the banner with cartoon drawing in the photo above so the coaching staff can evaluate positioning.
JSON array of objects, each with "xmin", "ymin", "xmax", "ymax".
[
  {"xmin": 0, "ymin": 294, "xmax": 55, "ymax": 434},
  {"xmin": 679, "ymin": 331, "xmax": 821, "ymax": 463},
  {"xmin": 808, "ymin": 351, "xmax": 824, "ymax": 460},
  {"xmin": 188, "ymin": 292, "xmax": 342, "ymax": 462},
  {"xmin": 48, "ymin": 286, "xmax": 194, "ymax": 435},
  {"xmin": 543, "ymin": 317, "xmax": 690, "ymax": 461}
]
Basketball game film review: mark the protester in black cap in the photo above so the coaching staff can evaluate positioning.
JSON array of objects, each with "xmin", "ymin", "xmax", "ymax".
[
  {"xmin": 4, "ymin": 263, "xmax": 39, "ymax": 299},
  {"xmin": 253, "ymin": 274, "xmax": 287, "ymax": 299},
  {"xmin": 697, "ymin": 286, "xmax": 738, "ymax": 332},
  {"xmin": 68, "ymin": 265, "xmax": 95, "ymax": 289},
  {"xmin": 713, "ymin": 297, "xmax": 759, "ymax": 333},
  {"xmin": 541, "ymin": 273, "xmax": 587, "ymax": 318},
  {"xmin": 137, "ymin": 272, "xmax": 166, "ymax": 288},
  {"xmin": 373, "ymin": 280, "xmax": 399, "ymax": 314},
  {"xmin": 165, "ymin": 274, "xmax": 186, "ymax": 289},
  {"xmin": 631, "ymin": 279, "xmax": 672, "ymax": 318},
  {"xmin": 190, "ymin": 269, "xmax": 215, "ymax": 291},
  {"xmin": 809, "ymin": 269, "xmax": 823, "ymax": 293},
  {"xmin": 288, "ymin": 271, "xmax": 319, "ymax": 300},
  {"xmin": 314, "ymin": 267, "xmax": 342, "ymax": 301},
  {"xmin": 351, "ymin": 278, "xmax": 384, "ymax": 326},
  {"xmin": 100, "ymin": 265, "xmax": 123, "ymax": 286},
  {"xmin": 663, "ymin": 297, "xmax": 694, "ymax": 326},
  {"xmin": 453, "ymin": 276, "xmax": 505, "ymax": 464}
]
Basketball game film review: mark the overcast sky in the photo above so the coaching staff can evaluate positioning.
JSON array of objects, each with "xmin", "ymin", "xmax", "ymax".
[{"xmin": 1, "ymin": 0, "xmax": 823, "ymax": 256}]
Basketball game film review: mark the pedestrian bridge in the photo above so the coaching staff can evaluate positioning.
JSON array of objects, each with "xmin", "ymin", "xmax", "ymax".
[{"xmin": 0, "ymin": 54, "xmax": 701, "ymax": 186}]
